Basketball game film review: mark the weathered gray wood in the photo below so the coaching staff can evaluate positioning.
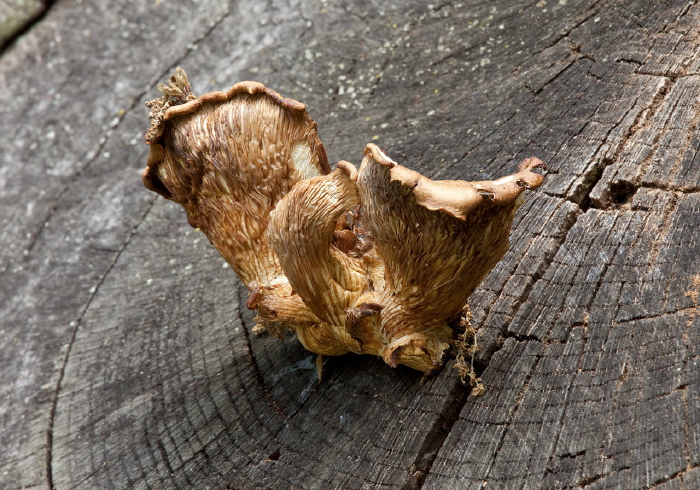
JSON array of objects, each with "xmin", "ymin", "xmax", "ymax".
[
  {"xmin": 0, "ymin": 0, "xmax": 49, "ymax": 48},
  {"xmin": 1, "ymin": 0, "xmax": 699, "ymax": 489}
]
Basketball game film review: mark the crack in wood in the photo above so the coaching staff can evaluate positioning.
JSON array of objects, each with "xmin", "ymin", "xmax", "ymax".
[
  {"xmin": 23, "ymin": 73, "xmax": 151, "ymax": 258},
  {"xmin": 645, "ymin": 197, "xmax": 680, "ymax": 319},
  {"xmin": 155, "ymin": 437, "xmax": 178, "ymax": 483},
  {"xmin": 616, "ymin": 57, "xmax": 644, "ymax": 67},
  {"xmin": 528, "ymin": 54, "xmax": 581, "ymax": 96},
  {"xmin": 559, "ymin": 449, "xmax": 587, "ymax": 460},
  {"xmin": 449, "ymin": 105, "xmax": 521, "ymax": 174},
  {"xmin": 45, "ymin": 199, "xmax": 155, "ymax": 489},
  {"xmin": 149, "ymin": 379, "xmax": 211, "ymax": 488},
  {"xmin": 37, "ymin": 9, "xmax": 241, "ymax": 481},
  {"xmin": 588, "ymin": 76, "xmax": 676, "ymax": 209},
  {"xmin": 634, "ymin": 70, "xmax": 700, "ymax": 80},
  {"xmin": 633, "ymin": 11, "xmax": 698, "ymax": 76},
  {"xmin": 661, "ymin": 0, "xmax": 696, "ymax": 34},
  {"xmin": 516, "ymin": 332, "xmax": 586, "ymax": 486},
  {"xmin": 441, "ymin": 134, "xmax": 684, "ymax": 484},
  {"xmin": 478, "ymin": 205, "xmax": 645, "ymax": 485},
  {"xmin": 500, "ymin": 331, "xmax": 544, "ymax": 344},
  {"xmin": 481, "ymin": 350, "xmax": 543, "ymax": 487},
  {"xmin": 143, "ymin": 4, "xmax": 234, "ymax": 109},
  {"xmin": 577, "ymin": 201, "xmax": 675, "ymax": 485},
  {"xmin": 641, "ymin": 463, "xmax": 699, "ymax": 489},
  {"xmin": 681, "ymin": 312, "xmax": 696, "ymax": 468},
  {"xmin": 529, "ymin": 0, "xmax": 603, "ymax": 57},
  {"xmin": 663, "ymin": 82, "xmax": 700, "ymax": 186},
  {"xmin": 569, "ymin": 100, "xmax": 640, "ymax": 211},
  {"xmin": 578, "ymin": 465, "xmax": 631, "ymax": 488},
  {"xmin": 401, "ymin": 378, "xmax": 470, "ymax": 490},
  {"xmin": 146, "ymin": 388, "xmax": 179, "ymax": 482},
  {"xmin": 235, "ymin": 283, "xmax": 290, "ymax": 423},
  {"xmin": 476, "ymin": 199, "xmax": 581, "ymax": 364},
  {"xmin": 543, "ymin": 324, "xmax": 589, "ymax": 476},
  {"xmin": 502, "ymin": 204, "xmax": 581, "ymax": 336},
  {"xmin": 0, "ymin": 0, "xmax": 57, "ymax": 53},
  {"xmin": 615, "ymin": 305, "xmax": 699, "ymax": 326}
]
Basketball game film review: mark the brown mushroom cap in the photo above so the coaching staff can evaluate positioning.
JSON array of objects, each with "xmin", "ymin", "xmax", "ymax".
[
  {"xmin": 142, "ymin": 69, "xmax": 329, "ymax": 286},
  {"xmin": 355, "ymin": 144, "xmax": 545, "ymax": 370}
]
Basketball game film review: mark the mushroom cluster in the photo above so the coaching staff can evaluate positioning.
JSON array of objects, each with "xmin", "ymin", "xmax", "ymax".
[{"xmin": 143, "ymin": 68, "xmax": 545, "ymax": 376}]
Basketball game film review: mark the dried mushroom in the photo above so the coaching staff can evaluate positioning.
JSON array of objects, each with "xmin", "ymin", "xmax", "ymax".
[{"xmin": 143, "ymin": 68, "xmax": 546, "ymax": 379}]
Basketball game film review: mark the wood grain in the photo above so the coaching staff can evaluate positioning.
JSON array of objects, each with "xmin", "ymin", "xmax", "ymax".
[{"xmin": 1, "ymin": 0, "xmax": 698, "ymax": 488}]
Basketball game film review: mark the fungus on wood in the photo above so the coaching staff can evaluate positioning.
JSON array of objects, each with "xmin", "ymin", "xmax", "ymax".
[{"xmin": 142, "ymin": 67, "xmax": 545, "ymax": 381}]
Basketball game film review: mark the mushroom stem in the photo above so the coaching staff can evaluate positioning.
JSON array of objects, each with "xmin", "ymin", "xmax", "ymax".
[{"xmin": 268, "ymin": 162, "xmax": 368, "ymax": 352}]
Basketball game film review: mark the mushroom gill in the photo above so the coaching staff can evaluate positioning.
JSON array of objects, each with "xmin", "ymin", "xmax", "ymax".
[
  {"xmin": 355, "ymin": 144, "xmax": 545, "ymax": 371},
  {"xmin": 142, "ymin": 68, "xmax": 546, "ymax": 375},
  {"xmin": 142, "ymin": 67, "xmax": 329, "ymax": 288}
]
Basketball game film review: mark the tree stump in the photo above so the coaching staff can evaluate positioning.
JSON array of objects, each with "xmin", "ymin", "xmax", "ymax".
[{"xmin": 1, "ymin": 1, "xmax": 699, "ymax": 488}]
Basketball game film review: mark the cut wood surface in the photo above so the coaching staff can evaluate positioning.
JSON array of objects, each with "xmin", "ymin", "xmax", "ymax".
[
  {"xmin": 0, "ymin": 0, "xmax": 49, "ymax": 48},
  {"xmin": 1, "ymin": 1, "xmax": 699, "ymax": 488}
]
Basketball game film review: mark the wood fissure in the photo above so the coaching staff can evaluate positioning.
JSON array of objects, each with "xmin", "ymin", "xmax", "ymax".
[
  {"xmin": 474, "ymin": 196, "xmax": 582, "ymax": 365},
  {"xmin": 25, "ymin": 1, "xmax": 236, "ymax": 257},
  {"xmin": 529, "ymin": 0, "xmax": 604, "ymax": 57},
  {"xmin": 644, "ymin": 464, "xmax": 699, "ymax": 489},
  {"xmin": 45, "ymin": 199, "xmax": 155, "ymax": 488},
  {"xmin": 578, "ymin": 466, "xmax": 631, "ymax": 488},
  {"xmin": 402, "ymin": 378, "xmax": 470, "ymax": 490},
  {"xmin": 574, "ymin": 211, "xmax": 646, "ymax": 486},
  {"xmin": 682, "ymin": 311, "xmax": 697, "ymax": 464},
  {"xmin": 570, "ymin": 99, "xmax": 639, "ymax": 210},
  {"xmin": 23, "ymin": 105, "xmax": 142, "ymax": 258},
  {"xmin": 236, "ymin": 284, "xmax": 291, "ymax": 423},
  {"xmin": 0, "ymin": 0, "xmax": 56, "ymax": 52},
  {"xmin": 543, "ymin": 324, "xmax": 589, "ymax": 477},
  {"xmin": 452, "ymin": 103, "xmax": 522, "ymax": 172},
  {"xmin": 499, "ymin": 204, "xmax": 582, "ymax": 341},
  {"xmin": 45, "ymin": 318, "xmax": 78, "ymax": 490},
  {"xmin": 481, "ymin": 348, "xmax": 544, "ymax": 487},
  {"xmin": 588, "ymin": 76, "xmax": 675, "ymax": 210}
]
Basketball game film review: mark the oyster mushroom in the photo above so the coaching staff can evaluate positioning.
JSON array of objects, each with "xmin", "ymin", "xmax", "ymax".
[
  {"xmin": 354, "ymin": 144, "xmax": 545, "ymax": 371},
  {"xmin": 142, "ymin": 67, "xmax": 329, "ymax": 288},
  {"xmin": 142, "ymin": 68, "xmax": 546, "ymax": 375}
]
